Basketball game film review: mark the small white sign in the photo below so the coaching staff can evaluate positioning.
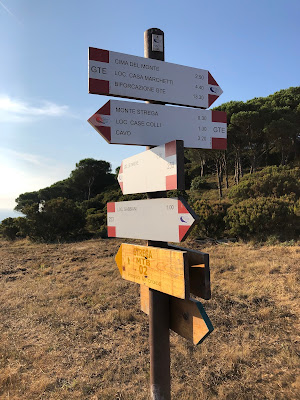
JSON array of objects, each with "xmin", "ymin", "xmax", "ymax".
[
  {"xmin": 117, "ymin": 141, "xmax": 184, "ymax": 194},
  {"xmin": 107, "ymin": 198, "xmax": 197, "ymax": 242},
  {"xmin": 152, "ymin": 34, "xmax": 163, "ymax": 52}
]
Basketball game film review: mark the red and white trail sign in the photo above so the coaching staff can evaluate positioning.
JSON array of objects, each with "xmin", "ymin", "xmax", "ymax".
[
  {"xmin": 88, "ymin": 100, "xmax": 227, "ymax": 150},
  {"xmin": 88, "ymin": 47, "xmax": 223, "ymax": 108},
  {"xmin": 117, "ymin": 140, "xmax": 185, "ymax": 195},
  {"xmin": 107, "ymin": 198, "xmax": 197, "ymax": 242}
]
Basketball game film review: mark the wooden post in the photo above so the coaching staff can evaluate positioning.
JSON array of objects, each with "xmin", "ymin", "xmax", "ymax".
[{"xmin": 144, "ymin": 28, "xmax": 171, "ymax": 400}]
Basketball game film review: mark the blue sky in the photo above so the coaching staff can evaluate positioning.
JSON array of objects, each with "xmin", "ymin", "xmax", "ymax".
[{"xmin": 0, "ymin": 0, "xmax": 299, "ymax": 220}]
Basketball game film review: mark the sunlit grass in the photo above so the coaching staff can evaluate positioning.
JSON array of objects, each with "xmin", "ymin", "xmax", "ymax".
[{"xmin": 0, "ymin": 238, "xmax": 299, "ymax": 399}]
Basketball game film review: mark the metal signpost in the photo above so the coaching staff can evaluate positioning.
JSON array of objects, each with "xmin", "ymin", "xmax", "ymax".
[
  {"xmin": 88, "ymin": 99, "xmax": 227, "ymax": 149},
  {"xmin": 88, "ymin": 27, "xmax": 226, "ymax": 400}
]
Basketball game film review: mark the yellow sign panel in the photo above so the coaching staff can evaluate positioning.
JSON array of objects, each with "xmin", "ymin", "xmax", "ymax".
[
  {"xmin": 115, "ymin": 243, "xmax": 189, "ymax": 299},
  {"xmin": 169, "ymin": 245, "xmax": 211, "ymax": 300},
  {"xmin": 140, "ymin": 286, "xmax": 213, "ymax": 345}
]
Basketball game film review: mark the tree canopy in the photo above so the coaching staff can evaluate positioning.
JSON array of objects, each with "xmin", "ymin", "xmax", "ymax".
[
  {"xmin": 2, "ymin": 87, "xmax": 299, "ymax": 242},
  {"xmin": 15, "ymin": 158, "xmax": 115, "ymax": 215}
]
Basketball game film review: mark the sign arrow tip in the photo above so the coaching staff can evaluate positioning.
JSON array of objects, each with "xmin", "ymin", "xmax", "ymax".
[
  {"xmin": 115, "ymin": 246, "xmax": 123, "ymax": 276},
  {"xmin": 193, "ymin": 300, "xmax": 214, "ymax": 345}
]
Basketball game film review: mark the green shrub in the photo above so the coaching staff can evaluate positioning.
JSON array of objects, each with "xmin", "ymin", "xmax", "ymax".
[
  {"xmin": 225, "ymin": 197, "xmax": 298, "ymax": 240},
  {"xmin": 192, "ymin": 200, "xmax": 229, "ymax": 238},
  {"xmin": 228, "ymin": 166, "xmax": 300, "ymax": 201},
  {"xmin": 86, "ymin": 210, "xmax": 106, "ymax": 235},
  {"xmin": 190, "ymin": 176, "xmax": 209, "ymax": 191},
  {"xmin": 22, "ymin": 198, "xmax": 86, "ymax": 242},
  {"xmin": 0, "ymin": 217, "xmax": 20, "ymax": 240},
  {"xmin": 0, "ymin": 217, "xmax": 28, "ymax": 240},
  {"xmin": 167, "ymin": 190, "xmax": 189, "ymax": 201}
]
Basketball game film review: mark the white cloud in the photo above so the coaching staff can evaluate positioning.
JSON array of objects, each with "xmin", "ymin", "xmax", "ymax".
[
  {"xmin": 0, "ymin": 1, "xmax": 23, "ymax": 26},
  {"xmin": 0, "ymin": 1, "xmax": 19, "ymax": 22},
  {"xmin": 1, "ymin": 147, "xmax": 50, "ymax": 167},
  {"xmin": 0, "ymin": 147, "xmax": 72, "ymax": 210},
  {"xmin": 0, "ymin": 95, "xmax": 69, "ymax": 122}
]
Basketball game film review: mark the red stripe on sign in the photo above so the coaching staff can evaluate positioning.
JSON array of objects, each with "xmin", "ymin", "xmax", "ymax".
[
  {"xmin": 166, "ymin": 174, "xmax": 177, "ymax": 190},
  {"xmin": 107, "ymin": 226, "xmax": 116, "ymax": 237},
  {"xmin": 107, "ymin": 202, "xmax": 115, "ymax": 212},
  {"xmin": 208, "ymin": 94, "xmax": 218, "ymax": 108},
  {"xmin": 165, "ymin": 140, "xmax": 177, "ymax": 157},
  {"xmin": 98, "ymin": 101, "xmax": 111, "ymax": 115},
  {"xmin": 99, "ymin": 126, "xmax": 111, "ymax": 143},
  {"xmin": 212, "ymin": 138, "xmax": 227, "ymax": 150},
  {"xmin": 119, "ymin": 181, "xmax": 124, "ymax": 193},
  {"xmin": 178, "ymin": 200, "xmax": 189, "ymax": 214},
  {"xmin": 179, "ymin": 225, "xmax": 190, "ymax": 242},
  {"xmin": 119, "ymin": 162, "xmax": 123, "ymax": 174},
  {"xmin": 211, "ymin": 110, "xmax": 227, "ymax": 123},
  {"xmin": 208, "ymin": 71, "xmax": 218, "ymax": 86},
  {"xmin": 89, "ymin": 78, "xmax": 109, "ymax": 95},
  {"xmin": 89, "ymin": 47, "xmax": 109, "ymax": 63}
]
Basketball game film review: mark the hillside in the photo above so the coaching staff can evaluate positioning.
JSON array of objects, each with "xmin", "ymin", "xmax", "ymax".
[
  {"xmin": 0, "ymin": 238, "xmax": 299, "ymax": 399},
  {"xmin": 1, "ymin": 86, "xmax": 299, "ymax": 243}
]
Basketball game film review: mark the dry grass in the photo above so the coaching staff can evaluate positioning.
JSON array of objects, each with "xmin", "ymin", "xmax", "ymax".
[{"xmin": 0, "ymin": 238, "xmax": 299, "ymax": 399}]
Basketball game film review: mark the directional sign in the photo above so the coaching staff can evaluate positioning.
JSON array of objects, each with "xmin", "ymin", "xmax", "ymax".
[
  {"xmin": 169, "ymin": 245, "xmax": 211, "ymax": 300},
  {"xmin": 117, "ymin": 140, "xmax": 185, "ymax": 194},
  {"xmin": 140, "ymin": 286, "xmax": 214, "ymax": 345},
  {"xmin": 88, "ymin": 100, "xmax": 227, "ymax": 149},
  {"xmin": 89, "ymin": 47, "xmax": 223, "ymax": 108},
  {"xmin": 107, "ymin": 198, "xmax": 197, "ymax": 242},
  {"xmin": 115, "ymin": 244, "xmax": 189, "ymax": 299}
]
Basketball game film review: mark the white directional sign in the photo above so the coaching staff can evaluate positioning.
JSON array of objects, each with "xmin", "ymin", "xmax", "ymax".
[
  {"xmin": 117, "ymin": 140, "xmax": 185, "ymax": 194},
  {"xmin": 89, "ymin": 47, "xmax": 223, "ymax": 108},
  {"xmin": 107, "ymin": 198, "xmax": 197, "ymax": 242},
  {"xmin": 88, "ymin": 100, "xmax": 227, "ymax": 150}
]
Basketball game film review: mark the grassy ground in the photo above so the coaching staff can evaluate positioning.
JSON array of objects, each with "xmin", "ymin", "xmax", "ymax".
[{"xmin": 0, "ymin": 238, "xmax": 299, "ymax": 399}]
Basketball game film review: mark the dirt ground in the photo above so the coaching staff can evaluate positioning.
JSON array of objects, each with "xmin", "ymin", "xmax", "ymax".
[{"xmin": 0, "ymin": 238, "xmax": 299, "ymax": 399}]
